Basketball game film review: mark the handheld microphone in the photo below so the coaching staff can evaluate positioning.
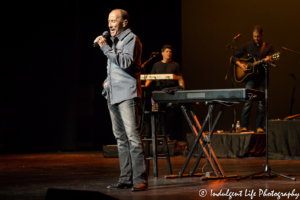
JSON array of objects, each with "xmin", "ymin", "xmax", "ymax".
[
  {"xmin": 93, "ymin": 31, "xmax": 109, "ymax": 47},
  {"xmin": 233, "ymin": 34, "xmax": 241, "ymax": 40}
]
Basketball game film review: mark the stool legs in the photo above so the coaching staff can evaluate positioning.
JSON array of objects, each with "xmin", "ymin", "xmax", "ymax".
[
  {"xmin": 160, "ymin": 113, "xmax": 172, "ymax": 175},
  {"xmin": 142, "ymin": 112, "xmax": 173, "ymax": 177},
  {"xmin": 151, "ymin": 114, "xmax": 158, "ymax": 177}
]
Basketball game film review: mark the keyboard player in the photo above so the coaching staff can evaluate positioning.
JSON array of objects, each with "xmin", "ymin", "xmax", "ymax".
[
  {"xmin": 144, "ymin": 45, "xmax": 185, "ymax": 143},
  {"xmin": 145, "ymin": 45, "xmax": 184, "ymax": 89}
]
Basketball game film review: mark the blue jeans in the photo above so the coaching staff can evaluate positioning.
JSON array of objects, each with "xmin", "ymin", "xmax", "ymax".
[
  {"xmin": 107, "ymin": 98, "xmax": 148, "ymax": 185},
  {"xmin": 241, "ymin": 79, "xmax": 265, "ymax": 130}
]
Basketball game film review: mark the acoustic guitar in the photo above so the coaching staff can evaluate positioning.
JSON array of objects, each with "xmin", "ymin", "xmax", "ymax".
[{"xmin": 234, "ymin": 52, "xmax": 280, "ymax": 83}]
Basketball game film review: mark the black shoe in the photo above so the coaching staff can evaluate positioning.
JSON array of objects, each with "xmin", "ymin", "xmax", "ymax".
[
  {"xmin": 131, "ymin": 183, "xmax": 148, "ymax": 192},
  {"xmin": 107, "ymin": 182, "xmax": 133, "ymax": 189}
]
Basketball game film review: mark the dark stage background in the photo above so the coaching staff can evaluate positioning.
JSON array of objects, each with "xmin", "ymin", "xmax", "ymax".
[
  {"xmin": 1, "ymin": 0, "xmax": 299, "ymax": 153},
  {"xmin": 181, "ymin": 0, "xmax": 300, "ymax": 133},
  {"xmin": 1, "ymin": 1, "xmax": 181, "ymax": 152}
]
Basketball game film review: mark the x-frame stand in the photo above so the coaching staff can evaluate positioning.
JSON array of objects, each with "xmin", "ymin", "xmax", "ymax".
[
  {"xmin": 240, "ymin": 62, "xmax": 296, "ymax": 181},
  {"xmin": 165, "ymin": 101, "xmax": 240, "ymax": 180}
]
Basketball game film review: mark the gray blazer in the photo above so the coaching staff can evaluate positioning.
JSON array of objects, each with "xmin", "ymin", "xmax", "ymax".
[{"xmin": 101, "ymin": 29, "xmax": 142, "ymax": 105}]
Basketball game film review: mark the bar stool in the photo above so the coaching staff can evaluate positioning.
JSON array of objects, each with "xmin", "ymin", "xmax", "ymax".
[{"xmin": 141, "ymin": 111, "xmax": 172, "ymax": 177}]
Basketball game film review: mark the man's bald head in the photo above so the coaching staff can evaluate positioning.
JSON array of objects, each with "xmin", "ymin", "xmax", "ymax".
[
  {"xmin": 108, "ymin": 9, "xmax": 130, "ymax": 37},
  {"xmin": 110, "ymin": 9, "xmax": 130, "ymax": 28}
]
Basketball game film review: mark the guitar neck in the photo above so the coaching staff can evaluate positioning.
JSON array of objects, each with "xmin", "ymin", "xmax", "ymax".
[
  {"xmin": 252, "ymin": 60, "xmax": 262, "ymax": 66},
  {"xmin": 251, "ymin": 53, "xmax": 279, "ymax": 67}
]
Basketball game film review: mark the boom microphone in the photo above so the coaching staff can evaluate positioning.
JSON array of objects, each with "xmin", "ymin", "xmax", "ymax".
[
  {"xmin": 93, "ymin": 31, "xmax": 109, "ymax": 47},
  {"xmin": 289, "ymin": 73, "xmax": 296, "ymax": 79},
  {"xmin": 233, "ymin": 34, "xmax": 241, "ymax": 40}
]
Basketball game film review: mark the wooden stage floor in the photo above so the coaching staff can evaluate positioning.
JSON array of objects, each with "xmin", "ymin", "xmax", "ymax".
[{"xmin": 0, "ymin": 152, "xmax": 300, "ymax": 200}]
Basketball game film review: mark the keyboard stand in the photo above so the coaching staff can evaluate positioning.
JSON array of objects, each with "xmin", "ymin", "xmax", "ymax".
[{"xmin": 165, "ymin": 101, "xmax": 240, "ymax": 180}]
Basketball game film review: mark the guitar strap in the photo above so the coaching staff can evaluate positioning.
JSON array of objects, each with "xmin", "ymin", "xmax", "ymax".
[{"xmin": 259, "ymin": 42, "xmax": 266, "ymax": 59}]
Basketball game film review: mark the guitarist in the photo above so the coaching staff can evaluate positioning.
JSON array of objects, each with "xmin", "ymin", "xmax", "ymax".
[{"xmin": 232, "ymin": 25, "xmax": 274, "ymax": 133}]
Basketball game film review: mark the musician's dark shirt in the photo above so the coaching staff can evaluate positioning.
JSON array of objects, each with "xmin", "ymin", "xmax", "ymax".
[
  {"xmin": 232, "ymin": 41, "xmax": 274, "ymax": 81},
  {"xmin": 151, "ymin": 60, "xmax": 181, "ymax": 88}
]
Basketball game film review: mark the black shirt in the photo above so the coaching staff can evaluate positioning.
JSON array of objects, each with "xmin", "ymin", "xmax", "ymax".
[
  {"xmin": 232, "ymin": 41, "xmax": 274, "ymax": 80},
  {"xmin": 151, "ymin": 60, "xmax": 181, "ymax": 88}
]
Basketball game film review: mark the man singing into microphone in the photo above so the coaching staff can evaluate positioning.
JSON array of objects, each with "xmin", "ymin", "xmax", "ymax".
[
  {"xmin": 94, "ymin": 9, "xmax": 148, "ymax": 192},
  {"xmin": 232, "ymin": 25, "xmax": 274, "ymax": 133}
]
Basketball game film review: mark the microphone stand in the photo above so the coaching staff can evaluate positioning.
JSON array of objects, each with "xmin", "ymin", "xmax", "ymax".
[
  {"xmin": 240, "ymin": 61, "xmax": 296, "ymax": 181},
  {"xmin": 141, "ymin": 54, "xmax": 157, "ymax": 68},
  {"xmin": 282, "ymin": 47, "xmax": 300, "ymax": 119},
  {"xmin": 282, "ymin": 47, "xmax": 300, "ymax": 67},
  {"xmin": 225, "ymin": 38, "xmax": 239, "ymax": 133},
  {"xmin": 285, "ymin": 74, "xmax": 300, "ymax": 119},
  {"xmin": 140, "ymin": 54, "xmax": 157, "ymax": 133},
  {"xmin": 231, "ymin": 38, "xmax": 238, "ymax": 133},
  {"xmin": 289, "ymin": 74, "xmax": 296, "ymax": 116},
  {"xmin": 282, "ymin": 47, "xmax": 300, "ymax": 56}
]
